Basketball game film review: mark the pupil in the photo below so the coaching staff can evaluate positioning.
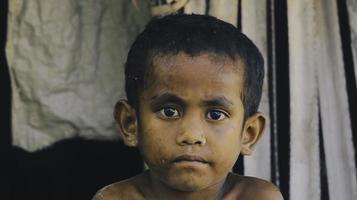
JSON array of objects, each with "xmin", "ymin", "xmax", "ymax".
[
  {"xmin": 211, "ymin": 111, "xmax": 221, "ymax": 119},
  {"xmin": 164, "ymin": 108, "xmax": 175, "ymax": 116}
]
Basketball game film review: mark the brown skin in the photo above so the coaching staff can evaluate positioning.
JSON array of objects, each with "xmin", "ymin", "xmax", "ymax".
[{"xmin": 93, "ymin": 53, "xmax": 283, "ymax": 200}]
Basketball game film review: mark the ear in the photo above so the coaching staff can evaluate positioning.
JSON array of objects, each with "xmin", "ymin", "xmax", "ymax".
[
  {"xmin": 240, "ymin": 112, "xmax": 266, "ymax": 155},
  {"xmin": 114, "ymin": 100, "xmax": 138, "ymax": 147}
]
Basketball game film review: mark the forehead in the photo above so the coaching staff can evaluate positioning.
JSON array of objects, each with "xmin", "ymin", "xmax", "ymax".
[
  {"xmin": 148, "ymin": 52, "xmax": 245, "ymax": 79},
  {"xmin": 143, "ymin": 52, "xmax": 245, "ymax": 100},
  {"xmin": 150, "ymin": 52, "xmax": 244, "ymax": 74}
]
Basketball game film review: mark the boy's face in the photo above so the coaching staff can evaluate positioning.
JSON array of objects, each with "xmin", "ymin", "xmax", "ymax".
[
  {"xmin": 116, "ymin": 52, "xmax": 265, "ymax": 192},
  {"xmin": 139, "ymin": 52, "xmax": 245, "ymax": 190}
]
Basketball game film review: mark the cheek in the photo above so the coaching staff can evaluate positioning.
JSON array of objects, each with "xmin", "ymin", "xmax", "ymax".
[
  {"xmin": 138, "ymin": 120, "xmax": 175, "ymax": 166},
  {"xmin": 210, "ymin": 123, "xmax": 242, "ymax": 144},
  {"xmin": 209, "ymin": 124, "xmax": 242, "ymax": 167}
]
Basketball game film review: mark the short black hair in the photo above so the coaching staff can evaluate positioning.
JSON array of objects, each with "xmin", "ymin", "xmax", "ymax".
[{"xmin": 125, "ymin": 14, "xmax": 264, "ymax": 119}]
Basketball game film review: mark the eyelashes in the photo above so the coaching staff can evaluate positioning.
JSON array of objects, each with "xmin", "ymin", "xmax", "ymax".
[
  {"xmin": 206, "ymin": 110, "xmax": 227, "ymax": 121},
  {"xmin": 159, "ymin": 107, "xmax": 180, "ymax": 119},
  {"xmin": 157, "ymin": 106, "xmax": 229, "ymax": 121}
]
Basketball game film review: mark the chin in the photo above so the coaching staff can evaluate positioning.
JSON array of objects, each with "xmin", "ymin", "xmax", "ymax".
[{"xmin": 165, "ymin": 176, "xmax": 209, "ymax": 192}]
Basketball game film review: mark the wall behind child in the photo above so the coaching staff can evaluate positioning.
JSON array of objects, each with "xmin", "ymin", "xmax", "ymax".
[{"xmin": 3, "ymin": 0, "xmax": 357, "ymax": 200}]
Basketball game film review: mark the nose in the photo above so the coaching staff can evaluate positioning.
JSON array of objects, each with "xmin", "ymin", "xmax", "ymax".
[{"xmin": 176, "ymin": 115, "xmax": 206, "ymax": 146}]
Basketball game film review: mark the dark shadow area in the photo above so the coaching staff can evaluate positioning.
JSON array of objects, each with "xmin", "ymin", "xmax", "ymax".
[
  {"xmin": 274, "ymin": 0, "xmax": 290, "ymax": 199},
  {"xmin": 0, "ymin": 0, "xmax": 13, "ymax": 198},
  {"xmin": 233, "ymin": 155, "xmax": 244, "ymax": 175},
  {"xmin": 6, "ymin": 138, "xmax": 143, "ymax": 200},
  {"xmin": 336, "ymin": 0, "xmax": 357, "ymax": 178},
  {"xmin": 319, "ymin": 111, "xmax": 330, "ymax": 200}
]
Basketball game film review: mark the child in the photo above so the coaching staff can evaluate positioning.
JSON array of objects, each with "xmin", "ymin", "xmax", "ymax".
[{"xmin": 93, "ymin": 14, "xmax": 283, "ymax": 200}]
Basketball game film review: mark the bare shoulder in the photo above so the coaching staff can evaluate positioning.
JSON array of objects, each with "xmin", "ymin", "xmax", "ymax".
[
  {"xmin": 92, "ymin": 173, "xmax": 148, "ymax": 200},
  {"xmin": 226, "ymin": 173, "xmax": 284, "ymax": 200}
]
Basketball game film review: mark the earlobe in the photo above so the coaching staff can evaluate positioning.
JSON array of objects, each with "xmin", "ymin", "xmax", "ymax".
[
  {"xmin": 114, "ymin": 100, "xmax": 138, "ymax": 147},
  {"xmin": 240, "ymin": 112, "xmax": 266, "ymax": 155}
]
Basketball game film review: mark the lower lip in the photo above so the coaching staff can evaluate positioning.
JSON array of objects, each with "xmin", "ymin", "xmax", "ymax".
[{"xmin": 173, "ymin": 160, "xmax": 208, "ymax": 168}]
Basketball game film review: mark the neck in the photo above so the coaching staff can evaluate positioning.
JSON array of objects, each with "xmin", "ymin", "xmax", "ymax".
[{"xmin": 147, "ymin": 171, "xmax": 229, "ymax": 200}]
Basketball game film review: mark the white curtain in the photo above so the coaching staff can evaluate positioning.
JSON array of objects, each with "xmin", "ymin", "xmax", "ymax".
[{"xmin": 6, "ymin": 0, "xmax": 150, "ymax": 151}]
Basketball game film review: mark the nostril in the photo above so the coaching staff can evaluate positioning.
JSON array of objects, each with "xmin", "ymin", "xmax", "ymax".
[
  {"xmin": 177, "ymin": 120, "xmax": 206, "ymax": 146},
  {"xmin": 178, "ymin": 135, "xmax": 206, "ymax": 146},
  {"xmin": 196, "ymin": 137, "xmax": 206, "ymax": 145}
]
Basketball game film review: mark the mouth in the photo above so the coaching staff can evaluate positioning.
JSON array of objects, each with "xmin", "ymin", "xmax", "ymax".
[{"xmin": 173, "ymin": 155, "xmax": 209, "ymax": 164}]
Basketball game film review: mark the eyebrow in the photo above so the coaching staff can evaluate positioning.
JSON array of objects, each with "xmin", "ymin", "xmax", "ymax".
[
  {"xmin": 201, "ymin": 97, "xmax": 234, "ymax": 108},
  {"xmin": 150, "ymin": 92, "xmax": 233, "ymax": 109},
  {"xmin": 150, "ymin": 93, "xmax": 187, "ymax": 108}
]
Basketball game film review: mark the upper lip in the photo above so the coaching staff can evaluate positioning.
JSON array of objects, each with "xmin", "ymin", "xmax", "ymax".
[{"xmin": 173, "ymin": 154, "xmax": 209, "ymax": 163}]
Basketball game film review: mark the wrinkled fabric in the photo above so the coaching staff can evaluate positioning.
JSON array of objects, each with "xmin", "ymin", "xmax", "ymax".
[
  {"xmin": 288, "ymin": 0, "xmax": 357, "ymax": 199},
  {"xmin": 6, "ymin": 0, "xmax": 151, "ymax": 151},
  {"xmin": 347, "ymin": 0, "xmax": 357, "ymax": 85}
]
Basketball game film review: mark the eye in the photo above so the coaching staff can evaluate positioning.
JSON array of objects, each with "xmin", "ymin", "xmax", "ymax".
[
  {"xmin": 159, "ymin": 107, "xmax": 180, "ymax": 119},
  {"xmin": 206, "ymin": 110, "xmax": 227, "ymax": 121}
]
